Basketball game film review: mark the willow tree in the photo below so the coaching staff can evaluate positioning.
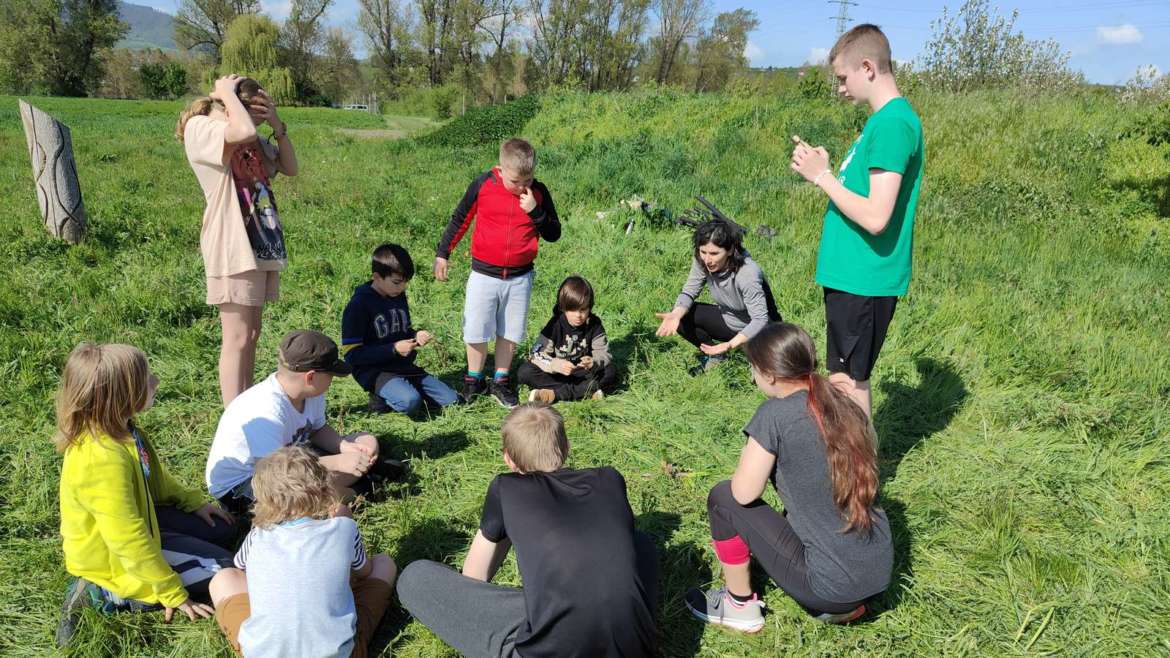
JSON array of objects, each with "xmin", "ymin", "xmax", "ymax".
[{"xmin": 219, "ymin": 14, "xmax": 295, "ymax": 103}]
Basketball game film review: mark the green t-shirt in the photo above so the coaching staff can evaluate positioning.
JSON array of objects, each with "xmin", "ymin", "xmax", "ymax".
[{"xmin": 815, "ymin": 96, "xmax": 924, "ymax": 297}]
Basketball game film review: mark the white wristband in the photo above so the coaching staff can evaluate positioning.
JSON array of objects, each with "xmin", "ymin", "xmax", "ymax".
[{"xmin": 813, "ymin": 169, "xmax": 832, "ymax": 187}]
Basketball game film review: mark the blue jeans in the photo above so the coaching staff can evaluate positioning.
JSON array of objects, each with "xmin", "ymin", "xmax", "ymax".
[{"xmin": 378, "ymin": 374, "xmax": 459, "ymax": 414}]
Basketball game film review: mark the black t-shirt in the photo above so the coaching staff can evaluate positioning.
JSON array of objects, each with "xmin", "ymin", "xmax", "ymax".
[{"xmin": 479, "ymin": 467, "xmax": 656, "ymax": 658}]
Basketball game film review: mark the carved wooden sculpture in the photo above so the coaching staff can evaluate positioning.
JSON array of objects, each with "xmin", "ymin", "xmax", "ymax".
[{"xmin": 19, "ymin": 100, "xmax": 87, "ymax": 243}]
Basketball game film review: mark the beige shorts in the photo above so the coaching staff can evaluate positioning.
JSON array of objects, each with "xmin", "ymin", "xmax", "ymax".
[{"xmin": 206, "ymin": 271, "xmax": 280, "ymax": 307}]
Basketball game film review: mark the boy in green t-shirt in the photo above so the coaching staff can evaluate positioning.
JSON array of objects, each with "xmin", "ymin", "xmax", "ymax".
[{"xmin": 790, "ymin": 23, "xmax": 924, "ymax": 417}]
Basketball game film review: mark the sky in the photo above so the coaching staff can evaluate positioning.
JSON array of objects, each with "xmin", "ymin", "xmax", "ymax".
[{"xmin": 135, "ymin": 0, "xmax": 1169, "ymax": 85}]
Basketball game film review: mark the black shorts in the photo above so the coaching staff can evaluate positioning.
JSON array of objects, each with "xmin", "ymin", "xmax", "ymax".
[{"xmin": 823, "ymin": 287, "xmax": 898, "ymax": 382}]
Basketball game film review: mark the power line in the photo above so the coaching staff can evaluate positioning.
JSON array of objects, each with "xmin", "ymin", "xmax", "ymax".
[{"xmin": 829, "ymin": 0, "xmax": 859, "ymax": 36}]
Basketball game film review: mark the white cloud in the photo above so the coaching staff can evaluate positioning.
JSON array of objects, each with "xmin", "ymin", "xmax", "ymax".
[
  {"xmin": 744, "ymin": 40, "xmax": 765, "ymax": 65},
  {"xmin": 1097, "ymin": 24, "xmax": 1143, "ymax": 45},
  {"xmin": 806, "ymin": 47, "xmax": 830, "ymax": 65}
]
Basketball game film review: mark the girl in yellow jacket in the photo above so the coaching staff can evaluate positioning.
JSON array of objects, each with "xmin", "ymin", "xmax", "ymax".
[{"xmin": 55, "ymin": 343, "xmax": 237, "ymax": 647}]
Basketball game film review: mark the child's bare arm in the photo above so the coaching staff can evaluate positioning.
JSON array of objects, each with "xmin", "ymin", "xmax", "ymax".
[
  {"xmin": 730, "ymin": 436, "xmax": 776, "ymax": 505},
  {"xmin": 462, "ymin": 530, "xmax": 512, "ymax": 582}
]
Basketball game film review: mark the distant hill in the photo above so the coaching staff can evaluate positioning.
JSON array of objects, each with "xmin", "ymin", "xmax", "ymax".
[{"xmin": 117, "ymin": 1, "xmax": 176, "ymax": 51}]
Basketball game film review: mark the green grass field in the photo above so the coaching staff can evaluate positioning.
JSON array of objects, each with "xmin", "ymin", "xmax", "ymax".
[{"xmin": 0, "ymin": 88, "xmax": 1167, "ymax": 657}]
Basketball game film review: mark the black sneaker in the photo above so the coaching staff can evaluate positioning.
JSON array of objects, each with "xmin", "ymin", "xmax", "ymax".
[
  {"xmin": 56, "ymin": 577, "xmax": 98, "ymax": 648},
  {"xmin": 688, "ymin": 353, "xmax": 727, "ymax": 376},
  {"xmin": 461, "ymin": 376, "xmax": 487, "ymax": 403},
  {"xmin": 489, "ymin": 376, "xmax": 518, "ymax": 409},
  {"xmin": 368, "ymin": 391, "xmax": 391, "ymax": 414},
  {"xmin": 371, "ymin": 457, "xmax": 410, "ymax": 482}
]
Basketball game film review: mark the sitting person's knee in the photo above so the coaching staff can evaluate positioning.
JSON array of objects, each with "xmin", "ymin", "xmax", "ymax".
[
  {"xmin": 209, "ymin": 567, "xmax": 247, "ymax": 607},
  {"xmin": 368, "ymin": 553, "xmax": 398, "ymax": 586},
  {"xmin": 707, "ymin": 479, "xmax": 735, "ymax": 511}
]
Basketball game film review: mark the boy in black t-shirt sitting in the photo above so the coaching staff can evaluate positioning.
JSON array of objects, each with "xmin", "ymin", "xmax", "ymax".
[
  {"xmin": 517, "ymin": 275, "xmax": 618, "ymax": 404},
  {"xmin": 396, "ymin": 404, "xmax": 658, "ymax": 658}
]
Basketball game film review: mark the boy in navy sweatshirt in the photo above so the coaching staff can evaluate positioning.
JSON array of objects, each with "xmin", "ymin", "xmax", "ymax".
[{"xmin": 342, "ymin": 243, "xmax": 459, "ymax": 415}]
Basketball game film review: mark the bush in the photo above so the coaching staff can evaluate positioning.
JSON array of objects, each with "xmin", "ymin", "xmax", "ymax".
[
  {"xmin": 918, "ymin": 0, "xmax": 1082, "ymax": 92},
  {"xmin": 139, "ymin": 62, "xmax": 187, "ymax": 100},
  {"xmin": 417, "ymin": 95, "xmax": 540, "ymax": 147}
]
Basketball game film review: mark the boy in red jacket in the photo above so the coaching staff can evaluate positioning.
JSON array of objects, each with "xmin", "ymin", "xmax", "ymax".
[{"xmin": 433, "ymin": 138, "xmax": 561, "ymax": 408}]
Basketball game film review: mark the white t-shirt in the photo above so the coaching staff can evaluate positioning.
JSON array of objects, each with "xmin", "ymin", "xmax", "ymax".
[
  {"xmin": 205, "ymin": 373, "xmax": 327, "ymax": 498},
  {"xmin": 235, "ymin": 516, "xmax": 367, "ymax": 658}
]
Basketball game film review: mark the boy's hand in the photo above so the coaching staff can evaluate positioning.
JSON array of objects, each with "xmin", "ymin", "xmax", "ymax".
[
  {"xmin": 334, "ymin": 450, "xmax": 372, "ymax": 477},
  {"xmin": 415, "ymin": 330, "xmax": 433, "ymax": 347},
  {"xmin": 578, "ymin": 356, "xmax": 594, "ymax": 370},
  {"xmin": 790, "ymin": 135, "xmax": 831, "ymax": 184},
  {"xmin": 194, "ymin": 502, "xmax": 234, "ymax": 527},
  {"xmin": 394, "ymin": 339, "xmax": 418, "ymax": 356},
  {"xmin": 339, "ymin": 439, "xmax": 375, "ymax": 459},
  {"xmin": 519, "ymin": 187, "xmax": 537, "ymax": 213},
  {"xmin": 551, "ymin": 358, "xmax": 575, "ymax": 376},
  {"xmin": 433, "ymin": 256, "xmax": 449, "ymax": 282}
]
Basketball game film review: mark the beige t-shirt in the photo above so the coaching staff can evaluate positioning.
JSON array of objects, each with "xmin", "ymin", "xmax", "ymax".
[{"xmin": 185, "ymin": 115, "xmax": 287, "ymax": 278}]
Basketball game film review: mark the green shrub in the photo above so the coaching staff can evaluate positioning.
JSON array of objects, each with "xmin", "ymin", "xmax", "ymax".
[{"xmin": 417, "ymin": 95, "xmax": 540, "ymax": 147}]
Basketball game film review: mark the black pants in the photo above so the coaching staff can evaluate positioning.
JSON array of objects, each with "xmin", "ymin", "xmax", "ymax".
[
  {"xmin": 706, "ymin": 480, "xmax": 862, "ymax": 615},
  {"xmin": 154, "ymin": 506, "xmax": 236, "ymax": 604},
  {"xmin": 677, "ymin": 303, "xmax": 736, "ymax": 348},
  {"xmin": 516, "ymin": 361, "xmax": 619, "ymax": 401}
]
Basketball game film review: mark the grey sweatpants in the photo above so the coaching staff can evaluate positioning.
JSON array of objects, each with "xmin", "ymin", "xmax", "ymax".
[{"xmin": 397, "ymin": 560, "xmax": 526, "ymax": 658}]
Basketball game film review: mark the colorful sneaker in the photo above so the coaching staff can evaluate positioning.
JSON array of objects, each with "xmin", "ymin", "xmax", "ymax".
[
  {"xmin": 814, "ymin": 604, "xmax": 866, "ymax": 624},
  {"xmin": 688, "ymin": 353, "xmax": 727, "ymax": 376},
  {"xmin": 368, "ymin": 391, "xmax": 391, "ymax": 414},
  {"xmin": 56, "ymin": 577, "xmax": 100, "ymax": 647},
  {"xmin": 528, "ymin": 389, "xmax": 556, "ymax": 404},
  {"xmin": 489, "ymin": 376, "xmax": 519, "ymax": 409},
  {"xmin": 684, "ymin": 587, "xmax": 765, "ymax": 633},
  {"xmin": 461, "ymin": 376, "xmax": 487, "ymax": 403}
]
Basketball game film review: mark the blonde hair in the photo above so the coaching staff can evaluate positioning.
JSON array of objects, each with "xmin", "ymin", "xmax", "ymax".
[
  {"xmin": 250, "ymin": 446, "xmax": 339, "ymax": 528},
  {"xmin": 175, "ymin": 76, "xmax": 262, "ymax": 142},
  {"xmin": 499, "ymin": 138, "xmax": 536, "ymax": 177},
  {"xmin": 54, "ymin": 343, "xmax": 151, "ymax": 451},
  {"xmin": 829, "ymin": 23, "xmax": 893, "ymax": 74},
  {"xmin": 501, "ymin": 404, "xmax": 568, "ymax": 473}
]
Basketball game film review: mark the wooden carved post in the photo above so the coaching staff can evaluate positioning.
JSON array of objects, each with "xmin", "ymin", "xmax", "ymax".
[{"xmin": 18, "ymin": 100, "xmax": 87, "ymax": 243}]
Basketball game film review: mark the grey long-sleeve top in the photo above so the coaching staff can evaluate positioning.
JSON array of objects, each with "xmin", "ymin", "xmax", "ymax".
[{"xmin": 674, "ymin": 256, "xmax": 773, "ymax": 339}]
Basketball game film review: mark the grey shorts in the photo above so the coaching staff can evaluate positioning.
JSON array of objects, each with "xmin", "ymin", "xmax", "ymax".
[{"xmin": 463, "ymin": 270, "xmax": 535, "ymax": 344}]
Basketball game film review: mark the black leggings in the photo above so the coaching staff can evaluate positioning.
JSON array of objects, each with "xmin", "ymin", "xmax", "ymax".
[
  {"xmin": 516, "ymin": 361, "xmax": 619, "ymax": 401},
  {"xmin": 706, "ymin": 480, "xmax": 862, "ymax": 615},
  {"xmin": 677, "ymin": 303, "xmax": 736, "ymax": 348}
]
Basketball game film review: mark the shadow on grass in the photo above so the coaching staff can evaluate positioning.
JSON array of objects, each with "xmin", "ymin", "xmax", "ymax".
[
  {"xmin": 636, "ymin": 511, "xmax": 709, "ymax": 658},
  {"xmin": 1112, "ymin": 173, "xmax": 1170, "ymax": 218},
  {"xmin": 370, "ymin": 517, "xmax": 470, "ymax": 658},
  {"xmin": 874, "ymin": 357, "xmax": 968, "ymax": 483},
  {"xmin": 868, "ymin": 496, "xmax": 911, "ymax": 618}
]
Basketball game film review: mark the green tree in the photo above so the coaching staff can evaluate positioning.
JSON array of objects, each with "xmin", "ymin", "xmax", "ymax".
[
  {"xmin": 314, "ymin": 26, "xmax": 360, "ymax": 104},
  {"xmin": 919, "ymin": 0, "xmax": 1081, "ymax": 92},
  {"xmin": 175, "ymin": 0, "xmax": 260, "ymax": 62},
  {"xmin": 358, "ymin": 0, "xmax": 413, "ymax": 89},
  {"xmin": 219, "ymin": 13, "xmax": 295, "ymax": 102},
  {"xmin": 650, "ymin": 0, "xmax": 708, "ymax": 84},
  {"xmin": 692, "ymin": 8, "xmax": 757, "ymax": 92},
  {"xmin": 0, "ymin": 0, "xmax": 127, "ymax": 96},
  {"xmin": 281, "ymin": 0, "xmax": 333, "ymax": 101},
  {"xmin": 140, "ymin": 60, "xmax": 189, "ymax": 99}
]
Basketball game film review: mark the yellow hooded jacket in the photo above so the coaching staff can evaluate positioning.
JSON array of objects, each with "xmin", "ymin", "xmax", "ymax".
[{"xmin": 59, "ymin": 429, "xmax": 207, "ymax": 608}]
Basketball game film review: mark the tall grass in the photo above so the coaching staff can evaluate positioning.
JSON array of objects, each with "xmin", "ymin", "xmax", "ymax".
[{"xmin": 0, "ymin": 87, "xmax": 1166, "ymax": 657}]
